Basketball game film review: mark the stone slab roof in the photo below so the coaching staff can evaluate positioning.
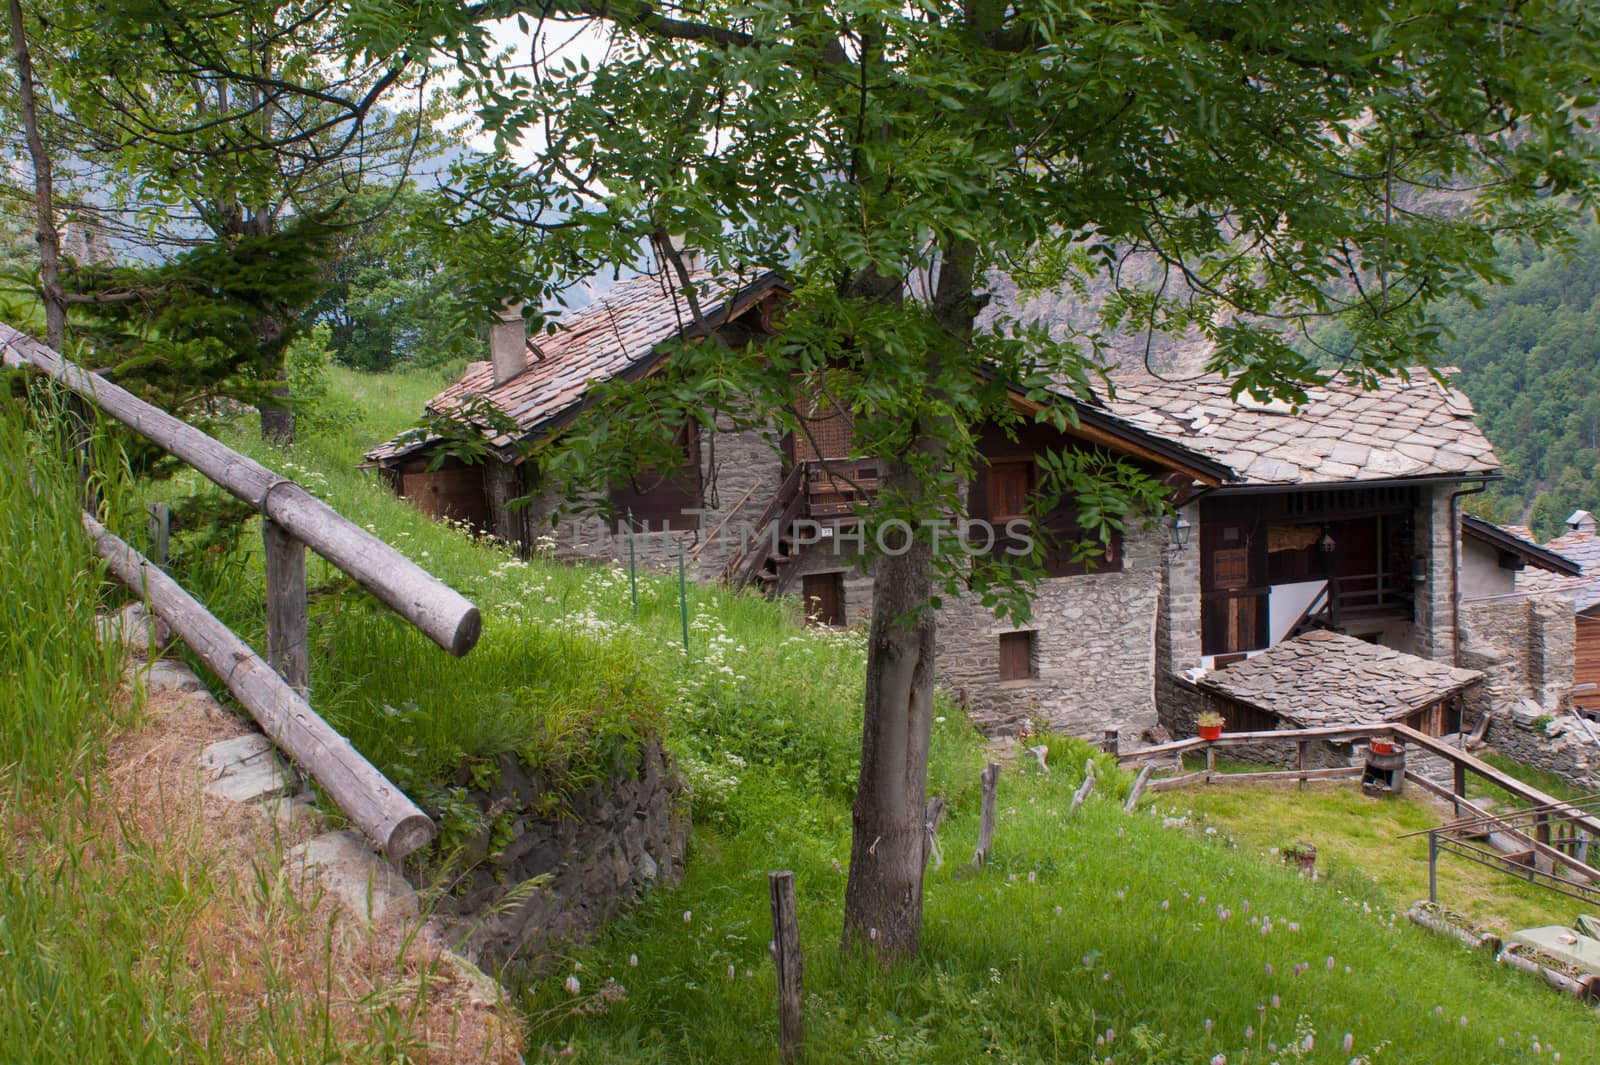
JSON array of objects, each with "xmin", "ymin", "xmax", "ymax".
[
  {"xmin": 367, "ymin": 270, "xmax": 783, "ymax": 464},
  {"xmin": 1196, "ymin": 630, "xmax": 1482, "ymax": 727},
  {"xmin": 1518, "ymin": 527, "xmax": 1600, "ymax": 612},
  {"xmin": 1101, "ymin": 371, "xmax": 1499, "ymax": 485}
]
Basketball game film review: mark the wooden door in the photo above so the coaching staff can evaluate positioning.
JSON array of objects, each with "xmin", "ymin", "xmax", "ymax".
[
  {"xmin": 802, "ymin": 572, "xmax": 844, "ymax": 626},
  {"xmin": 1200, "ymin": 498, "xmax": 1267, "ymax": 655}
]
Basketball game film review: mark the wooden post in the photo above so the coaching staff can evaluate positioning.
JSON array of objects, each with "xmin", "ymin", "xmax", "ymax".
[
  {"xmin": 1296, "ymin": 741, "xmax": 1307, "ymax": 791},
  {"xmin": 1069, "ymin": 759, "xmax": 1098, "ymax": 813},
  {"xmin": 262, "ymin": 519, "xmax": 309, "ymax": 695},
  {"xmin": 147, "ymin": 502, "xmax": 170, "ymax": 566},
  {"xmin": 1205, "ymin": 745, "xmax": 1216, "ymax": 780},
  {"xmin": 1453, "ymin": 762, "xmax": 1468, "ymax": 817},
  {"xmin": 924, "ymin": 796, "xmax": 947, "ymax": 871},
  {"xmin": 1101, "ymin": 728, "xmax": 1120, "ymax": 756},
  {"xmin": 972, "ymin": 763, "xmax": 1000, "ymax": 867},
  {"xmin": 768, "ymin": 871, "xmax": 803, "ymax": 1063},
  {"xmin": 1124, "ymin": 764, "xmax": 1153, "ymax": 812}
]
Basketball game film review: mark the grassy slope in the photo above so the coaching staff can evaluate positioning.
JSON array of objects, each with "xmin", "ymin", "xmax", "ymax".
[{"xmin": 156, "ymin": 365, "xmax": 1599, "ymax": 1062}]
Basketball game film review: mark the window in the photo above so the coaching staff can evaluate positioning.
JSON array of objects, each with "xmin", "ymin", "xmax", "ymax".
[
  {"xmin": 987, "ymin": 459, "xmax": 1034, "ymax": 520},
  {"xmin": 802, "ymin": 572, "xmax": 845, "ymax": 627},
  {"xmin": 609, "ymin": 421, "xmax": 703, "ymax": 532},
  {"xmin": 998, "ymin": 630, "xmax": 1037, "ymax": 681}
]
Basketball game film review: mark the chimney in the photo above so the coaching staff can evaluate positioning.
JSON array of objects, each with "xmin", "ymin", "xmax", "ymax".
[
  {"xmin": 489, "ymin": 300, "xmax": 527, "ymax": 386},
  {"xmin": 1566, "ymin": 510, "xmax": 1597, "ymax": 536}
]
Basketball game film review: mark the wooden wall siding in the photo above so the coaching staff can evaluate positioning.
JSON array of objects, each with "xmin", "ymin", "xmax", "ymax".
[
  {"xmin": 608, "ymin": 422, "xmax": 703, "ymax": 532},
  {"xmin": 1575, "ymin": 616, "xmax": 1600, "ymax": 709},
  {"xmin": 399, "ymin": 464, "xmax": 490, "ymax": 530},
  {"xmin": 1208, "ymin": 694, "xmax": 1278, "ymax": 734},
  {"xmin": 1200, "ymin": 497, "xmax": 1268, "ymax": 655},
  {"xmin": 968, "ymin": 428, "xmax": 1126, "ymax": 578},
  {"xmin": 998, "ymin": 630, "xmax": 1036, "ymax": 681}
]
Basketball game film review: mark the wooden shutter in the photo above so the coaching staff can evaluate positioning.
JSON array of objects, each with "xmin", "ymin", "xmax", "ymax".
[{"xmin": 998, "ymin": 631, "xmax": 1036, "ymax": 681}]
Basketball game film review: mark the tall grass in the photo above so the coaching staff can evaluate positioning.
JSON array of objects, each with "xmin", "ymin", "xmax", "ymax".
[{"xmin": 0, "ymin": 395, "xmax": 129, "ymax": 793}]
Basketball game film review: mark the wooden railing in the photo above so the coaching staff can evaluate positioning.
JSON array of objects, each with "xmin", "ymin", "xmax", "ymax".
[
  {"xmin": 1116, "ymin": 721, "xmax": 1600, "ymax": 885},
  {"xmin": 2, "ymin": 322, "xmax": 481, "ymax": 858}
]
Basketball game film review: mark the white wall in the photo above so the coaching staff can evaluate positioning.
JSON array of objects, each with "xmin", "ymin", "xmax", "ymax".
[{"xmin": 1268, "ymin": 580, "xmax": 1328, "ymax": 646}]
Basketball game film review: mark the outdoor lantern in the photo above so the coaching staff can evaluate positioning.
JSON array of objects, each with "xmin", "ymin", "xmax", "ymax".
[
  {"xmin": 1412, "ymin": 556, "xmax": 1429, "ymax": 583},
  {"xmin": 1171, "ymin": 516, "xmax": 1192, "ymax": 550},
  {"xmin": 1317, "ymin": 525, "xmax": 1337, "ymax": 553}
]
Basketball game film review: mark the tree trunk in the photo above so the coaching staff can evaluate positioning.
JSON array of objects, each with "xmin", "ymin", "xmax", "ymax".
[
  {"xmin": 256, "ymin": 315, "xmax": 294, "ymax": 444},
  {"xmin": 841, "ymin": 451, "xmax": 939, "ymax": 964},
  {"xmin": 6, "ymin": 0, "xmax": 65, "ymax": 351}
]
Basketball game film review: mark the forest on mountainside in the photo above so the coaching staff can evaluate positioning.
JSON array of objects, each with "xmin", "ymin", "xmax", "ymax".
[{"xmin": 1431, "ymin": 220, "xmax": 1600, "ymax": 539}]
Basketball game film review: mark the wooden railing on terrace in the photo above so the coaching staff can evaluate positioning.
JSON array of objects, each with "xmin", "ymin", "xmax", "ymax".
[
  {"xmin": 1114, "ymin": 722, "xmax": 1600, "ymax": 887},
  {"xmin": 1, "ymin": 322, "xmax": 481, "ymax": 858}
]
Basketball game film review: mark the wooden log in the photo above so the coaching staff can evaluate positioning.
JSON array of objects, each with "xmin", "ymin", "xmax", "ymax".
[
  {"xmin": 1497, "ymin": 945, "xmax": 1598, "ymax": 1002},
  {"xmin": 1, "ymin": 324, "xmax": 480, "ymax": 656},
  {"xmin": 84, "ymin": 514, "xmax": 434, "ymax": 858},
  {"xmin": 1146, "ymin": 771, "xmax": 1211, "ymax": 793},
  {"xmin": 768, "ymin": 871, "xmax": 804, "ymax": 1063},
  {"xmin": 1068, "ymin": 759, "xmax": 1097, "ymax": 813},
  {"xmin": 1296, "ymin": 741, "xmax": 1308, "ymax": 791},
  {"xmin": 972, "ymin": 763, "xmax": 1000, "ymax": 867},
  {"xmin": 263, "ymin": 519, "xmax": 309, "ymax": 695},
  {"xmin": 1406, "ymin": 904, "xmax": 1502, "ymax": 955},
  {"xmin": 1123, "ymin": 764, "xmax": 1154, "ymax": 811}
]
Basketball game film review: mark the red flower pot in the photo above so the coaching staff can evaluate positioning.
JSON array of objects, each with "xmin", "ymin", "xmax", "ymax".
[
  {"xmin": 1371, "ymin": 740, "xmax": 1395, "ymax": 755},
  {"xmin": 1198, "ymin": 724, "xmax": 1223, "ymax": 741}
]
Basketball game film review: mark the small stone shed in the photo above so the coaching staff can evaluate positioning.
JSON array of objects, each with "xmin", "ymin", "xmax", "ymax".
[{"xmin": 1195, "ymin": 630, "xmax": 1483, "ymax": 763}]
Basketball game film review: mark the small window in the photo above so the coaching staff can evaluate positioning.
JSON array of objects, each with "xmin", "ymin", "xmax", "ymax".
[
  {"xmin": 987, "ymin": 459, "xmax": 1035, "ymax": 521},
  {"xmin": 802, "ymin": 572, "xmax": 845, "ymax": 627},
  {"xmin": 998, "ymin": 630, "xmax": 1037, "ymax": 681}
]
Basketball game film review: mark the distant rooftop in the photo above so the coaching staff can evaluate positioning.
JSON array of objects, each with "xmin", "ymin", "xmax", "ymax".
[
  {"xmin": 1102, "ymin": 371, "xmax": 1500, "ymax": 485},
  {"xmin": 1196, "ymin": 630, "xmax": 1482, "ymax": 728}
]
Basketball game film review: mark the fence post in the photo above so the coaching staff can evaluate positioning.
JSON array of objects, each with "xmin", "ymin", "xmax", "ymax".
[
  {"xmin": 1428, "ymin": 831, "xmax": 1438, "ymax": 904},
  {"xmin": 972, "ymin": 763, "xmax": 1000, "ymax": 867},
  {"xmin": 768, "ymin": 871, "xmax": 804, "ymax": 1064},
  {"xmin": 1296, "ymin": 741, "xmax": 1307, "ymax": 791},
  {"xmin": 1101, "ymin": 728, "xmax": 1119, "ymax": 756},
  {"xmin": 1453, "ymin": 762, "xmax": 1467, "ymax": 816},
  {"xmin": 262, "ymin": 518, "xmax": 309, "ymax": 695},
  {"xmin": 147, "ymin": 502, "xmax": 170, "ymax": 567}
]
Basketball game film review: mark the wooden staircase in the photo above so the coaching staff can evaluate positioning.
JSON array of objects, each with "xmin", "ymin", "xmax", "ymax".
[{"xmin": 722, "ymin": 459, "xmax": 880, "ymax": 597}]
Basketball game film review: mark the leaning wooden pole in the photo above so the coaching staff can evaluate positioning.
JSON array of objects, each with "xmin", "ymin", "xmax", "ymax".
[
  {"xmin": 1, "ymin": 324, "xmax": 480, "ymax": 656},
  {"xmin": 768, "ymin": 870, "xmax": 804, "ymax": 1063},
  {"xmin": 84, "ymin": 513, "xmax": 435, "ymax": 859}
]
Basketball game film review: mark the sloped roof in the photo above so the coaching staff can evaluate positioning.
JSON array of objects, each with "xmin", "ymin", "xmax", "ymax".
[
  {"xmin": 367, "ymin": 270, "xmax": 785, "ymax": 464},
  {"xmin": 1196, "ymin": 630, "xmax": 1482, "ymax": 728},
  {"xmin": 367, "ymin": 269, "xmax": 1233, "ymax": 482},
  {"xmin": 1462, "ymin": 514, "xmax": 1582, "ymax": 577},
  {"xmin": 1102, "ymin": 371, "xmax": 1499, "ymax": 485}
]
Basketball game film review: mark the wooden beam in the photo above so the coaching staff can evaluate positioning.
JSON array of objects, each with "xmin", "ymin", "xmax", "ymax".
[
  {"xmin": 84, "ymin": 514, "xmax": 433, "ymax": 859},
  {"xmin": 1395, "ymin": 725, "xmax": 1600, "ymax": 838},
  {"xmin": 1403, "ymin": 771, "xmax": 1596, "ymax": 884},
  {"xmin": 2, "ymin": 324, "xmax": 480, "ymax": 657},
  {"xmin": 972, "ymin": 763, "xmax": 1000, "ymax": 866}
]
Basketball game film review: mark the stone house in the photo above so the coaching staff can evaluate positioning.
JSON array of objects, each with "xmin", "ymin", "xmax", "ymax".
[{"xmin": 367, "ymin": 269, "xmax": 1522, "ymax": 743}]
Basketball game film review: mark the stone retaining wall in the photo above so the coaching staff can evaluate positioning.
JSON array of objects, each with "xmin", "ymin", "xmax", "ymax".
[
  {"xmin": 423, "ymin": 742, "xmax": 690, "ymax": 976},
  {"xmin": 1480, "ymin": 706, "xmax": 1600, "ymax": 795}
]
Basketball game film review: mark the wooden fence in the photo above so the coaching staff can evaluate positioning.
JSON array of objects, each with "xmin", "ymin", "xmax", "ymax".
[{"xmin": 2, "ymin": 322, "xmax": 481, "ymax": 858}]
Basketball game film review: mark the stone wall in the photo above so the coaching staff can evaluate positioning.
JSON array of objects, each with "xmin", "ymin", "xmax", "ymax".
[
  {"xmin": 515, "ymin": 420, "xmax": 786, "ymax": 582},
  {"xmin": 1481, "ymin": 706, "xmax": 1600, "ymax": 794},
  {"xmin": 422, "ymin": 741, "xmax": 690, "ymax": 976},
  {"xmin": 1154, "ymin": 500, "xmax": 1202, "ymax": 735},
  {"xmin": 937, "ymin": 520, "xmax": 1165, "ymax": 736},
  {"xmin": 1460, "ymin": 594, "xmax": 1574, "ymax": 721},
  {"xmin": 1413, "ymin": 484, "xmax": 1457, "ymax": 663}
]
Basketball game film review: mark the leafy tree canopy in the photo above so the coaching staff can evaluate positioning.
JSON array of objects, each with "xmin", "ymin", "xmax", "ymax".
[{"xmin": 355, "ymin": 0, "xmax": 1600, "ymax": 962}]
